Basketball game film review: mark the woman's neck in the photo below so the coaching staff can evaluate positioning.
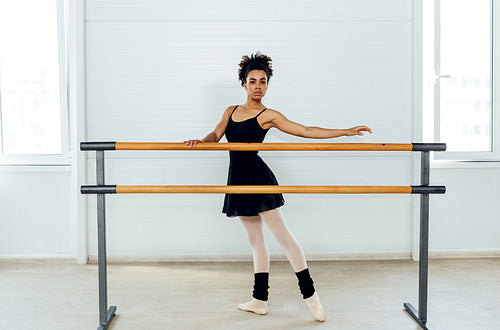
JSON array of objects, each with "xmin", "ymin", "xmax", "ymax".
[{"xmin": 243, "ymin": 98, "xmax": 265, "ymax": 110}]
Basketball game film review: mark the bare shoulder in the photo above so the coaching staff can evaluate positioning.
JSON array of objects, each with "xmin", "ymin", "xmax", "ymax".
[
  {"xmin": 259, "ymin": 108, "xmax": 285, "ymax": 129},
  {"xmin": 262, "ymin": 108, "xmax": 285, "ymax": 121},
  {"xmin": 226, "ymin": 105, "xmax": 239, "ymax": 113},
  {"xmin": 221, "ymin": 105, "xmax": 237, "ymax": 118},
  {"xmin": 212, "ymin": 106, "xmax": 237, "ymax": 136}
]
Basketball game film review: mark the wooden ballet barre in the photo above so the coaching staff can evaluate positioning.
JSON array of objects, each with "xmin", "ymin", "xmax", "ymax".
[
  {"xmin": 81, "ymin": 185, "xmax": 446, "ymax": 195},
  {"xmin": 80, "ymin": 142, "xmax": 447, "ymax": 152},
  {"xmin": 80, "ymin": 140, "xmax": 446, "ymax": 330}
]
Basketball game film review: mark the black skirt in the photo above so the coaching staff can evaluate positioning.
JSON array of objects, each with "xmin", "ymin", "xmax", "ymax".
[{"xmin": 222, "ymin": 153, "xmax": 285, "ymax": 218}]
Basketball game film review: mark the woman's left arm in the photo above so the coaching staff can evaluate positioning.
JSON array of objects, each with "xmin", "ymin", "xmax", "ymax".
[{"xmin": 268, "ymin": 110, "xmax": 372, "ymax": 139}]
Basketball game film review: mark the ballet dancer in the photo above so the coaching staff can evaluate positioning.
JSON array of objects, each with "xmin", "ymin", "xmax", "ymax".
[{"xmin": 185, "ymin": 52, "xmax": 372, "ymax": 321}]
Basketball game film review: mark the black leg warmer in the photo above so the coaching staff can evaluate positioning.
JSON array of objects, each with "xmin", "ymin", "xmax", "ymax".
[
  {"xmin": 252, "ymin": 272, "xmax": 270, "ymax": 301},
  {"xmin": 295, "ymin": 268, "xmax": 315, "ymax": 299}
]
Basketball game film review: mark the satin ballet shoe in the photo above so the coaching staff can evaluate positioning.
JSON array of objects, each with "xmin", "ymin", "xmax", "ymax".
[
  {"xmin": 305, "ymin": 292, "xmax": 325, "ymax": 322},
  {"xmin": 237, "ymin": 298, "xmax": 268, "ymax": 315}
]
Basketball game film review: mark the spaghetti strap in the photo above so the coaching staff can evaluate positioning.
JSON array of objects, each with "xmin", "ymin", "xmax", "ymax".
[
  {"xmin": 255, "ymin": 108, "xmax": 267, "ymax": 118},
  {"xmin": 230, "ymin": 105, "xmax": 239, "ymax": 117}
]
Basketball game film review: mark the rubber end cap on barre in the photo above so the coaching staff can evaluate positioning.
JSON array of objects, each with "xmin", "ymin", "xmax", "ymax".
[
  {"xmin": 411, "ymin": 186, "xmax": 446, "ymax": 194},
  {"xmin": 81, "ymin": 185, "xmax": 117, "ymax": 194},
  {"xmin": 412, "ymin": 143, "xmax": 447, "ymax": 152},
  {"xmin": 80, "ymin": 142, "xmax": 117, "ymax": 151}
]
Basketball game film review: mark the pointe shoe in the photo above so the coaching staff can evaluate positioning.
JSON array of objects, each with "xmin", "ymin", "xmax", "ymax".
[
  {"xmin": 305, "ymin": 292, "xmax": 325, "ymax": 322},
  {"xmin": 238, "ymin": 298, "xmax": 268, "ymax": 315}
]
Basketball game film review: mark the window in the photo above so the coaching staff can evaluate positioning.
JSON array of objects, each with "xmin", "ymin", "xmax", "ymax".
[
  {"xmin": 0, "ymin": 0, "xmax": 68, "ymax": 164},
  {"xmin": 423, "ymin": 0, "xmax": 500, "ymax": 160}
]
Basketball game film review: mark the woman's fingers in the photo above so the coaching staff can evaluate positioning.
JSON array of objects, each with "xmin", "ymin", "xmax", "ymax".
[
  {"xmin": 362, "ymin": 126, "xmax": 373, "ymax": 134},
  {"xmin": 355, "ymin": 126, "xmax": 372, "ymax": 135},
  {"xmin": 184, "ymin": 139, "xmax": 203, "ymax": 148},
  {"xmin": 346, "ymin": 126, "xmax": 372, "ymax": 136}
]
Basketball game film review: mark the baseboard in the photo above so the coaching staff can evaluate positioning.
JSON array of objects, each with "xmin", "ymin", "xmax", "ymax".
[
  {"xmin": 87, "ymin": 252, "xmax": 413, "ymax": 264},
  {"xmin": 2, "ymin": 250, "xmax": 499, "ymax": 264},
  {"xmin": 85, "ymin": 250, "xmax": 500, "ymax": 263},
  {"xmin": 429, "ymin": 249, "xmax": 500, "ymax": 259},
  {"xmin": 0, "ymin": 254, "xmax": 75, "ymax": 262}
]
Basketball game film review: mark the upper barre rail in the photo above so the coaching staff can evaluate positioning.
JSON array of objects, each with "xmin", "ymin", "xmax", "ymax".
[
  {"xmin": 81, "ymin": 185, "xmax": 446, "ymax": 195},
  {"xmin": 80, "ymin": 142, "xmax": 447, "ymax": 152}
]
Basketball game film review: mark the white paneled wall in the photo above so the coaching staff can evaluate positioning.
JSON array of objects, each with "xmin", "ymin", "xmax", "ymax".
[
  {"xmin": 1, "ymin": 0, "xmax": 498, "ymax": 260},
  {"xmin": 86, "ymin": 0, "xmax": 412, "ymax": 23},
  {"xmin": 430, "ymin": 166, "xmax": 500, "ymax": 252},
  {"xmin": 0, "ymin": 168, "xmax": 71, "ymax": 256},
  {"xmin": 85, "ymin": 0, "xmax": 415, "ymax": 258},
  {"xmin": 85, "ymin": 21, "xmax": 412, "ymax": 143}
]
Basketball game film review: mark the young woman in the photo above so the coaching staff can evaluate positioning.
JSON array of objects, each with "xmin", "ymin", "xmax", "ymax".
[{"xmin": 185, "ymin": 52, "xmax": 372, "ymax": 322}]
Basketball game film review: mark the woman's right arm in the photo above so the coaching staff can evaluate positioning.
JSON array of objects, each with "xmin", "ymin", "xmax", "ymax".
[{"xmin": 184, "ymin": 106, "xmax": 233, "ymax": 148}]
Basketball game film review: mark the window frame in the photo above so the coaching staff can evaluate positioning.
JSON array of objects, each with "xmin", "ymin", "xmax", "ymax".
[
  {"xmin": 0, "ymin": 0, "xmax": 69, "ymax": 166},
  {"xmin": 427, "ymin": 0, "xmax": 500, "ymax": 161}
]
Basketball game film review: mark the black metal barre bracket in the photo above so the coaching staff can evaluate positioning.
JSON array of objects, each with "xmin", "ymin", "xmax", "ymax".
[
  {"xmin": 82, "ymin": 185, "xmax": 117, "ymax": 194},
  {"xmin": 412, "ymin": 143, "xmax": 446, "ymax": 152},
  {"xmin": 81, "ymin": 142, "xmax": 116, "ymax": 150},
  {"xmin": 411, "ymin": 186, "xmax": 446, "ymax": 194}
]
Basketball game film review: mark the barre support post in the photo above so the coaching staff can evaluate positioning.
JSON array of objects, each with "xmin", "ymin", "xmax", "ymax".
[
  {"xmin": 96, "ymin": 150, "xmax": 116, "ymax": 330},
  {"xmin": 404, "ymin": 150, "xmax": 433, "ymax": 330}
]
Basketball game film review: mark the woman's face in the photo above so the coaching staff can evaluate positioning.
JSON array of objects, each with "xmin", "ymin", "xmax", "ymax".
[{"xmin": 244, "ymin": 70, "xmax": 268, "ymax": 101}]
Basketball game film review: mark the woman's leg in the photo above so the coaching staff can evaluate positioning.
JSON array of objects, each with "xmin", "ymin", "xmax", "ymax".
[
  {"xmin": 238, "ymin": 215, "xmax": 269, "ymax": 315},
  {"xmin": 259, "ymin": 208, "xmax": 306, "ymax": 272},
  {"xmin": 259, "ymin": 208, "xmax": 325, "ymax": 322},
  {"xmin": 240, "ymin": 215, "xmax": 269, "ymax": 273}
]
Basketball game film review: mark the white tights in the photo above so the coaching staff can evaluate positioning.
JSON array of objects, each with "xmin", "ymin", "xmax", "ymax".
[{"xmin": 240, "ymin": 208, "xmax": 307, "ymax": 273}]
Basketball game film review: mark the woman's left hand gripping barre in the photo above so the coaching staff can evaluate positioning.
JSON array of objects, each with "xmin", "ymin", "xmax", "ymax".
[{"xmin": 184, "ymin": 139, "xmax": 204, "ymax": 149}]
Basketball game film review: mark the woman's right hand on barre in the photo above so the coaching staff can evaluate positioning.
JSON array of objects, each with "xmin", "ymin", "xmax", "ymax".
[{"xmin": 184, "ymin": 139, "xmax": 204, "ymax": 149}]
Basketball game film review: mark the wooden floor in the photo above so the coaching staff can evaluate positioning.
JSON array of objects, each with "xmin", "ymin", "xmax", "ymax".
[{"xmin": 0, "ymin": 258, "xmax": 499, "ymax": 330}]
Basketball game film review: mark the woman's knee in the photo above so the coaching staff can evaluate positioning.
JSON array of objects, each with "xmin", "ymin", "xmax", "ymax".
[
  {"xmin": 260, "ymin": 210, "xmax": 294, "ymax": 245},
  {"xmin": 275, "ymin": 233, "xmax": 295, "ymax": 250},
  {"xmin": 240, "ymin": 216, "xmax": 265, "ymax": 247},
  {"xmin": 259, "ymin": 208, "xmax": 280, "ymax": 217},
  {"xmin": 247, "ymin": 231, "xmax": 265, "ymax": 248}
]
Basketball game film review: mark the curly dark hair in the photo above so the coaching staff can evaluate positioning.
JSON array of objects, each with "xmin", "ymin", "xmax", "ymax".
[{"xmin": 238, "ymin": 52, "xmax": 273, "ymax": 86}]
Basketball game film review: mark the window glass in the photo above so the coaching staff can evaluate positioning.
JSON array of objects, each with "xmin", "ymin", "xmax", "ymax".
[
  {"xmin": 438, "ymin": 0, "xmax": 492, "ymax": 151},
  {"xmin": 0, "ymin": 0, "xmax": 63, "ymax": 155}
]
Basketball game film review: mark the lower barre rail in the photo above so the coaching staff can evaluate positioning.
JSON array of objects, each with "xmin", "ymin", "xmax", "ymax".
[{"xmin": 81, "ymin": 185, "xmax": 445, "ymax": 194}]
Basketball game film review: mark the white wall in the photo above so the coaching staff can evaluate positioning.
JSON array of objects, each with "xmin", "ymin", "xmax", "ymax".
[
  {"xmin": 429, "ymin": 164, "xmax": 500, "ymax": 255},
  {"xmin": 0, "ymin": 167, "xmax": 72, "ymax": 256},
  {"xmin": 85, "ymin": 0, "xmax": 416, "ymax": 259},
  {"xmin": 2, "ymin": 0, "xmax": 499, "ymax": 261}
]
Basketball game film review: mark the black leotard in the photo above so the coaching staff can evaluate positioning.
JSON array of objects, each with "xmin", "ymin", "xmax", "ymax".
[{"xmin": 222, "ymin": 105, "xmax": 285, "ymax": 218}]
